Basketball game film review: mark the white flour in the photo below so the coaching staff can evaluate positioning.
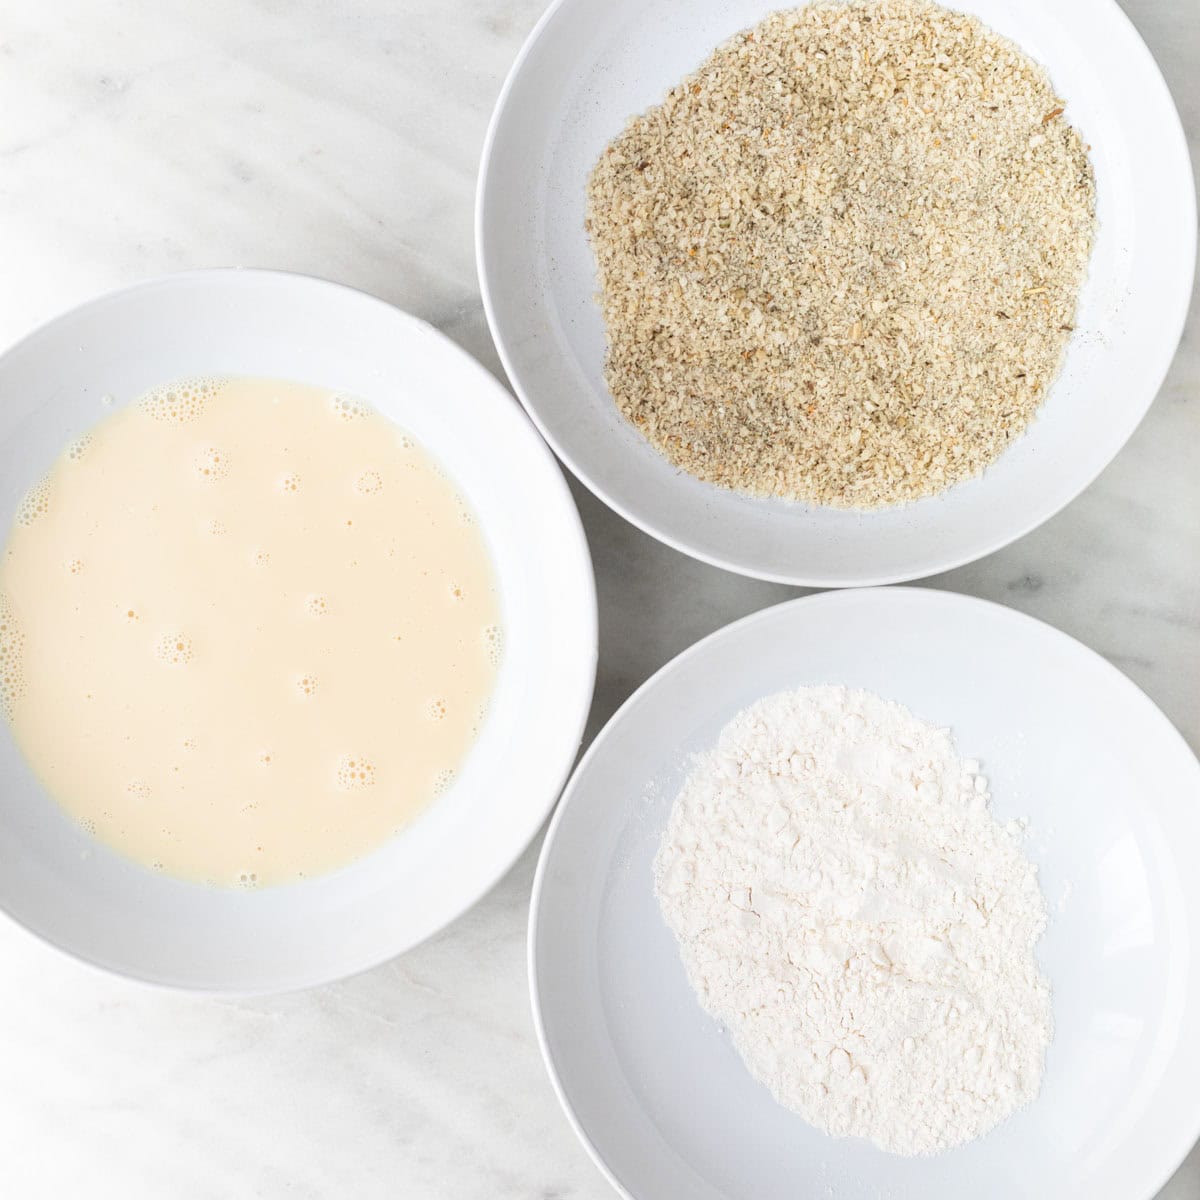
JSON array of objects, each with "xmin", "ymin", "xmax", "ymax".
[{"xmin": 654, "ymin": 686, "xmax": 1050, "ymax": 1156}]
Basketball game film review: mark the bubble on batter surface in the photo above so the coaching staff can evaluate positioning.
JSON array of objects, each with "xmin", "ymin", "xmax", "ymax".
[
  {"xmin": 140, "ymin": 377, "xmax": 221, "ymax": 423},
  {"xmin": 433, "ymin": 767, "xmax": 455, "ymax": 796},
  {"xmin": 336, "ymin": 755, "xmax": 376, "ymax": 789},
  {"xmin": 66, "ymin": 558, "xmax": 84, "ymax": 575},
  {"xmin": 278, "ymin": 472, "xmax": 301, "ymax": 494},
  {"xmin": 483, "ymin": 624, "xmax": 502, "ymax": 667},
  {"xmin": 236, "ymin": 870, "xmax": 259, "ymax": 888},
  {"xmin": 296, "ymin": 674, "xmax": 319, "ymax": 698},
  {"xmin": 126, "ymin": 779, "xmax": 151, "ymax": 800},
  {"xmin": 15, "ymin": 478, "xmax": 51, "ymax": 527},
  {"xmin": 252, "ymin": 549, "xmax": 271, "ymax": 567},
  {"xmin": 331, "ymin": 394, "xmax": 369, "ymax": 422},
  {"xmin": 154, "ymin": 632, "xmax": 194, "ymax": 665},
  {"xmin": 426, "ymin": 698, "xmax": 448, "ymax": 722},
  {"xmin": 305, "ymin": 594, "xmax": 329, "ymax": 617},
  {"xmin": 195, "ymin": 446, "xmax": 229, "ymax": 481},
  {"xmin": 67, "ymin": 433, "xmax": 93, "ymax": 461},
  {"xmin": 0, "ymin": 594, "xmax": 26, "ymax": 716},
  {"xmin": 354, "ymin": 469, "xmax": 383, "ymax": 496}
]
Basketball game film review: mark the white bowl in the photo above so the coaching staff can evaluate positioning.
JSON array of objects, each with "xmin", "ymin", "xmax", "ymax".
[
  {"xmin": 0, "ymin": 269, "xmax": 597, "ymax": 994},
  {"xmin": 531, "ymin": 588, "xmax": 1200, "ymax": 1199},
  {"xmin": 477, "ymin": 0, "xmax": 1196, "ymax": 586}
]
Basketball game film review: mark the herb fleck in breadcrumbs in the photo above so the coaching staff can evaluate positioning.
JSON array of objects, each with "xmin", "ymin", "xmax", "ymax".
[{"xmin": 585, "ymin": 0, "xmax": 1096, "ymax": 508}]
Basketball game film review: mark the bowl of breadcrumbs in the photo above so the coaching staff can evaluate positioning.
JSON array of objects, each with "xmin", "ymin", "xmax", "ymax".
[{"xmin": 478, "ymin": 0, "xmax": 1194, "ymax": 585}]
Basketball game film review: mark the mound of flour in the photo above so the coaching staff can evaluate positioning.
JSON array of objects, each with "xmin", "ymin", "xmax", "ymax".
[{"xmin": 654, "ymin": 686, "xmax": 1050, "ymax": 1156}]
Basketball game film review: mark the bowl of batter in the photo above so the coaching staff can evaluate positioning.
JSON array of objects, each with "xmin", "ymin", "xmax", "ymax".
[{"xmin": 0, "ymin": 269, "xmax": 597, "ymax": 992}]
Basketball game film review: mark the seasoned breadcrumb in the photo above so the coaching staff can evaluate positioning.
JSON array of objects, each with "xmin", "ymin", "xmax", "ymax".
[{"xmin": 586, "ymin": 0, "xmax": 1096, "ymax": 508}]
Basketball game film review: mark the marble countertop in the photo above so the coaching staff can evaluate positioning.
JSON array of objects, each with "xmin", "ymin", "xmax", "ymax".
[{"xmin": 0, "ymin": 0, "xmax": 1195, "ymax": 1195}]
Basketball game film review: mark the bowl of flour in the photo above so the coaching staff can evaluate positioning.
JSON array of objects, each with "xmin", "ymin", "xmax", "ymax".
[
  {"xmin": 478, "ymin": 0, "xmax": 1194, "ymax": 584},
  {"xmin": 529, "ymin": 588, "xmax": 1200, "ymax": 1199}
]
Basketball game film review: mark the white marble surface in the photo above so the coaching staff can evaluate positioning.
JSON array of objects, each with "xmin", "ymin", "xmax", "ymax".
[{"xmin": 0, "ymin": 0, "xmax": 1196, "ymax": 1195}]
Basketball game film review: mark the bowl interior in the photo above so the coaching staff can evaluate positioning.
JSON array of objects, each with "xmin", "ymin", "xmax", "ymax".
[
  {"xmin": 0, "ymin": 269, "xmax": 596, "ymax": 992},
  {"xmin": 531, "ymin": 589, "xmax": 1200, "ymax": 1200},
  {"xmin": 478, "ymin": 0, "xmax": 1195, "ymax": 585}
]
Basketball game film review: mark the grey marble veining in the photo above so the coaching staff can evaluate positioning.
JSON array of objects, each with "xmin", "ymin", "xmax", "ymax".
[{"xmin": 0, "ymin": 0, "xmax": 1196, "ymax": 1195}]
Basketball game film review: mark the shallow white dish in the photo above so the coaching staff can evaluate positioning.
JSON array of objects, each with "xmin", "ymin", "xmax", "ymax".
[
  {"xmin": 478, "ymin": 0, "xmax": 1196, "ymax": 586},
  {"xmin": 0, "ymin": 269, "xmax": 597, "ymax": 994},
  {"xmin": 530, "ymin": 587, "xmax": 1200, "ymax": 1199}
]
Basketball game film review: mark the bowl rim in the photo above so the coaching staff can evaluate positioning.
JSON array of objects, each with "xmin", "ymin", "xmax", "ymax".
[
  {"xmin": 0, "ymin": 266, "xmax": 599, "ymax": 995},
  {"xmin": 476, "ymin": 0, "xmax": 1198, "ymax": 588},
  {"xmin": 527, "ymin": 585, "xmax": 1200, "ymax": 1199}
]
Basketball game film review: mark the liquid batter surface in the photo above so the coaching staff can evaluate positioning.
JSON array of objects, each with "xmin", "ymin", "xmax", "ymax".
[{"xmin": 0, "ymin": 377, "xmax": 501, "ymax": 886}]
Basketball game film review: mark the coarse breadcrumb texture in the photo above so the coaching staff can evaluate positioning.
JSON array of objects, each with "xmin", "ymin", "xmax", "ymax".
[{"xmin": 585, "ymin": 0, "xmax": 1096, "ymax": 508}]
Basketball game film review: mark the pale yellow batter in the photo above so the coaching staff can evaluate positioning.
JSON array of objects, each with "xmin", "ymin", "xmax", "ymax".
[{"xmin": 0, "ymin": 377, "xmax": 501, "ymax": 886}]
